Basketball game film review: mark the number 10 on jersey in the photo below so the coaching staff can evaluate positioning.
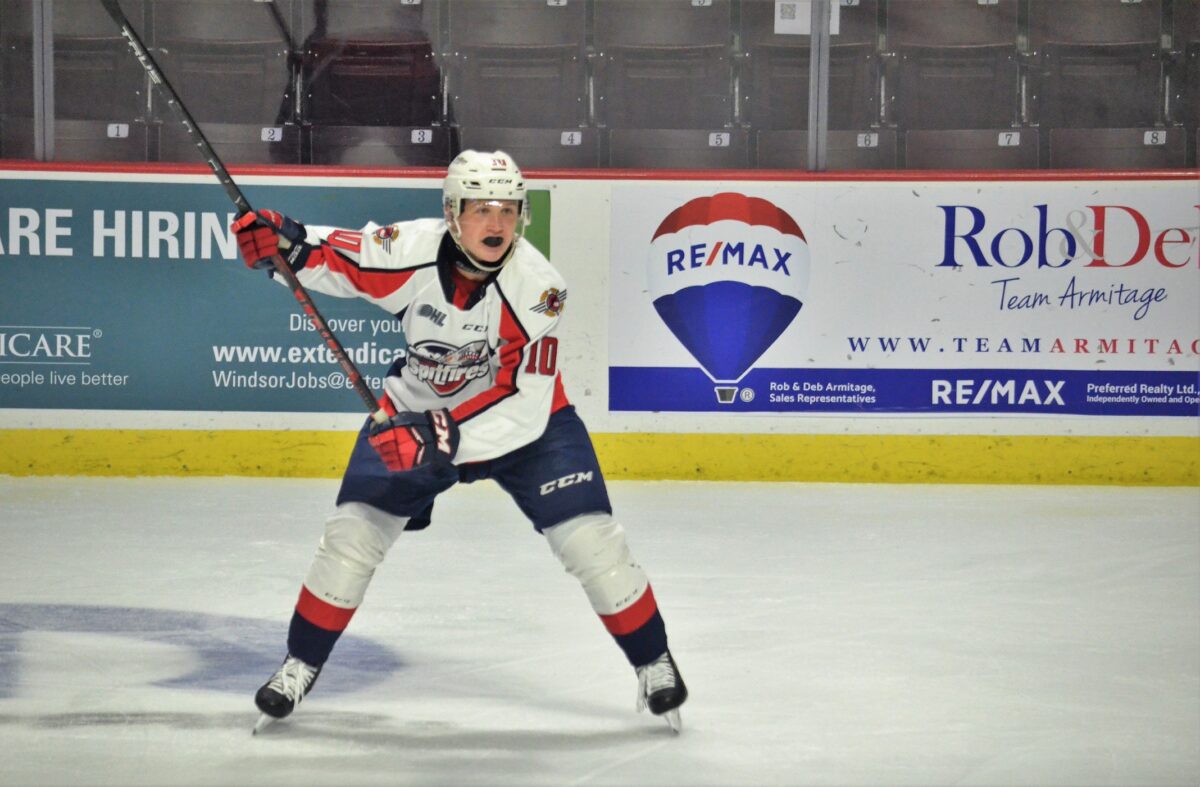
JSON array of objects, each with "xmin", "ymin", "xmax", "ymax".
[{"xmin": 524, "ymin": 337, "xmax": 559, "ymax": 376}]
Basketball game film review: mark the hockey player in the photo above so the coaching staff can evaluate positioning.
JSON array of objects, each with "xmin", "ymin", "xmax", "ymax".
[{"xmin": 232, "ymin": 150, "xmax": 687, "ymax": 734}]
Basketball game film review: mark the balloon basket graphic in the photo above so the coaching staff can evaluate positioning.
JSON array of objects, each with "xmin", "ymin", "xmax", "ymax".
[{"xmin": 714, "ymin": 385, "xmax": 739, "ymax": 404}]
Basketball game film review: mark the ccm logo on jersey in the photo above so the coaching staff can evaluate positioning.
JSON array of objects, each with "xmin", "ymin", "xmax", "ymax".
[{"xmin": 539, "ymin": 471, "xmax": 594, "ymax": 496}]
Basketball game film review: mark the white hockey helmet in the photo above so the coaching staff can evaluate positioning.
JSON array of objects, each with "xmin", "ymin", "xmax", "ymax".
[{"xmin": 443, "ymin": 149, "xmax": 530, "ymax": 273}]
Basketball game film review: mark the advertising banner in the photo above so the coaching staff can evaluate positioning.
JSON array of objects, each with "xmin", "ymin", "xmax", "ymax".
[
  {"xmin": 608, "ymin": 179, "xmax": 1200, "ymax": 416},
  {"xmin": 0, "ymin": 171, "xmax": 550, "ymax": 414}
]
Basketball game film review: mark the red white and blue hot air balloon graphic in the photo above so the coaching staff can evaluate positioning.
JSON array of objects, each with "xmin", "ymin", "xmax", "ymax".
[{"xmin": 647, "ymin": 192, "xmax": 810, "ymax": 402}]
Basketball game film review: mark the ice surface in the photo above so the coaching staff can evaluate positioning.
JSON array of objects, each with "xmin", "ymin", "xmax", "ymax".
[{"xmin": 0, "ymin": 477, "xmax": 1197, "ymax": 786}]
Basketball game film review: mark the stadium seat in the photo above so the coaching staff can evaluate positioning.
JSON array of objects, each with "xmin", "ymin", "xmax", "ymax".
[
  {"xmin": 0, "ymin": 0, "xmax": 147, "ymax": 122},
  {"xmin": 445, "ymin": 0, "xmax": 587, "ymax": 128},
  {"xmin": 0, "ymin": 0, "xmax": 148, "ymax": 161},
  {"xmin": 0, "ymin": 0, "xmax": 34, "ymax": 122},
  {"xmin": 447, "ymin": 45, "xmax": 586, "ymax": 128},
  {"xmin": 0, "ymin": 0, "xmax": 35, "ymax": 147},
  {"xmin": 594, "ymin": 0, "xmax": 731, "ymax": 48},
  {"xmin": 886, "ymin": 0, "xmax": 1020, "ymax": 131},
  {"xmin": 739, "ymin": 0, "xmax": 879, "ymax": 130},
  {"xmin": 302, "ymin": 37, "xmax": 442, "ymax": 127},
  {"xmin": 302, "ymin": 0, "xmax": 440, "ymax": 42},
  {"xmin": 1175, "ymin": 0, "xmax": 1199, "ymax": 164},
  {"xmin": 0, "ymin": 117, "xmax": 30, "ymax": 160},
  {"xmin": 0, "ymin": 116, "xmax": 151, "ymax": 162},
  {"xmin": 1191, "ymin": 58, "xmax": 1200, "ymax": 165},
  {"xmin": 55, "ymin": 119, "xmax": 153, "ymax": 162},
  {"xmin": 448, "ymin": 0, "xmax": 583, "ymax": 48},
  {"xmin": 158, "ymin": 122, "xmax": 302, "ymax": 165},
  {"xmin": 903, "ymin": 128, "xmax": 1038, "ymax": 170},
  {"xmin": 150, "ymin": 1, "xmax": 293, "ymax": 124},
  {"xmin": 1048, "ymin": 127, "xmax": 1185, "ymax": 169},
  {"xmin": 593, "ymin": 0, "xmax": 734, "ymax": 128},
  {"xmin": 755, "ymin": 128, "xmax": 896, "ymax": 170},
  {"xmin": 308, "ymin": 124, "xmax": 450, "ymax": 167},
  {"xmin": 1029, "ymin": 0, "xmax": 1165, "ymax": 128},
  {"xmin": 457, "ymin": 127, "xmax": 600, "ymax": 169},
  {"xmin": 607, "ymin": 128, "xmax": 748, "ymax": 169},
  {"xmin": 297, "ymin": 0, "xmax": 442, "ymax": 127}
]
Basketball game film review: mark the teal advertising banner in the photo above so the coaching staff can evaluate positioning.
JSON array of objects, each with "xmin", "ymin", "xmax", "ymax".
[{"xmin": 0, "ymin": 173, "xmax": 517, "ymax": 413}]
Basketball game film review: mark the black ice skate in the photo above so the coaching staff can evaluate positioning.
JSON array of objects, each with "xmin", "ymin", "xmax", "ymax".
[
  {"xmin": 252, "ymin": 654, "xmax": 321, "ymax": 734},
  {"xmin": 636, "ymin": 650, "xmax": 688, "ymax": 733}
]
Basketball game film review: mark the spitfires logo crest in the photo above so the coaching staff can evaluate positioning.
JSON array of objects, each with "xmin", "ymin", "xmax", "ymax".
[
  {"xmin": 531, "ymin": 288, "xmax": 567, "ymax": 317},
  {"xmin": 406, "ymin": 339, "xmax": 489, "ymax": 396},
  {"xmin": 647, "ymin": 192, "xmax": 811, "ymax": 401}
]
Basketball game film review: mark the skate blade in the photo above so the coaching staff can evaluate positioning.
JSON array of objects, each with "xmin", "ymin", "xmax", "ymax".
[
  {"xmin": 663, "ymin": 709, "xmax": 682, "ymax": 733},
  {"xmin": 252, "ymin": 713, "xmax": 278, "ymax": 735}
]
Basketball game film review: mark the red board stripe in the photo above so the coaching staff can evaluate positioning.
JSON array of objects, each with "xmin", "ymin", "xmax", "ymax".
[{"xmin": 295, "ymin": 585, "xmax": 357, "ymax": 632}]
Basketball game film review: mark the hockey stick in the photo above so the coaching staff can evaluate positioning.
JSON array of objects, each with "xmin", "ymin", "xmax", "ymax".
[
  {"xmin": 256, "ymin": 0, "xmax": 301, "ymax": 124},
  {"xmin": 97, "ymin": 0, "xmax": 385, "ymax": 423},
  {"xmin": 257, "ymin": 0, "xmax": 298, "ymax": 54}
]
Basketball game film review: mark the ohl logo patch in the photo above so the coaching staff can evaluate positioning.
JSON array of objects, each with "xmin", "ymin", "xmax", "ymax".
[{"xmin": 647, "ymin": 192, "xmax": 811, "ymax": 397}]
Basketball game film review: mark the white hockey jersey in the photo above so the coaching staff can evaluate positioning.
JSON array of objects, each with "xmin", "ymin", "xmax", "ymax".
[{"xmin": 292, "ymin": 217, "xmax": 570, "ymax": 464}]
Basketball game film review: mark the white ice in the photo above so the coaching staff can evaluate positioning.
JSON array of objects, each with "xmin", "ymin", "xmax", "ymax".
[{"xmin": 0, "ymin": 477, "xmax": 1197, "ymax": 786}]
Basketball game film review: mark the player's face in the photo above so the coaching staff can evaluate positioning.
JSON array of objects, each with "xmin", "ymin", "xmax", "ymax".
[{"xmin": 456, "ymin": 199, "xmax": 519, "ymax": 265}]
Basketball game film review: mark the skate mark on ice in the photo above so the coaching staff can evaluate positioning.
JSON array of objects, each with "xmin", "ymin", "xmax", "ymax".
[
  {"xmin": 566, "ymin": 737, "xmax": 677, "ymax": 785},
  {"xmin": 263, "ymin": 718, "xmax": 660, "ymax": 751}
]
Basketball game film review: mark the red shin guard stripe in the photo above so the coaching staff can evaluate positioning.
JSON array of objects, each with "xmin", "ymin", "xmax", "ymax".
[
  {"xmin": 295, "ymin": 585, "xmax": 357, "ymax": 632},
  {"xmin": 599, "ymin": 585, "xmax": 658, "ymax": 636}
]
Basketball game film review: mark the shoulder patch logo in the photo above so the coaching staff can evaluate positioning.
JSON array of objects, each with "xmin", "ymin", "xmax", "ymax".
[
  {"xmin": 531, "ymin": 288, "xmax": 567, "ymax": 317},
  {"xmin": 372, "ymin": 224, "xmax": 399, "ymax": 253}
]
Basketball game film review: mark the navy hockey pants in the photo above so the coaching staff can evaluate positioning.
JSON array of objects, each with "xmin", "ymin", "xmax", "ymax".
[{"xmin": 336, "ymin": 405, "xmax": 612, "ymax": 532}]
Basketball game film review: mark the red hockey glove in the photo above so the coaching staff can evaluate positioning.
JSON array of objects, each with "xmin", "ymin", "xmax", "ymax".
[
  {"xmin": 231, "ymin": 209, "xmax": 307, "ymax": 270},
  {"xmin": 368, "ymin": 407, "xmax": 460, "ymax": 473}
]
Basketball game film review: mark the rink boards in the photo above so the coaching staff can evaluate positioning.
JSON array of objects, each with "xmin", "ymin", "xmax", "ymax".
[{"xmin": 0, "ymin": 164, "xmax": 1196, "ymax": 485}]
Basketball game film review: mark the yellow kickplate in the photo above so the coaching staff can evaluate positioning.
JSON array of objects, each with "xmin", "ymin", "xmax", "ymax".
[{"xmin": 1, "ymin": 430, "xmax": 1196, "ymax": 486}]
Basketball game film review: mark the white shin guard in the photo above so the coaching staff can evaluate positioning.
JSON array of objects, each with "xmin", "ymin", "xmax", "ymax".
[
  {"xmin": 302, "ymin": 502, "xmax": 408, "ymax": 610},
  {"xmin": 544, "ymin": 512, "xmax": 650, "ymax": 618}
]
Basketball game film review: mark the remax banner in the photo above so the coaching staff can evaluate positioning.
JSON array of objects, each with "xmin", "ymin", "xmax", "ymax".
[
  {"xmin": 0, "ymin": 171, "xmax": 550, "ymax": 414},
  {"xmin": 609, "ymin": 179, "xmax": 1200, "ymax": 416}
]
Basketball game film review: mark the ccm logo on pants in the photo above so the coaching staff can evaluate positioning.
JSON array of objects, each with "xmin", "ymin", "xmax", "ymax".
[{"xmin": 540, "ymin": 471, "xmax": 594, "ymax": 496}]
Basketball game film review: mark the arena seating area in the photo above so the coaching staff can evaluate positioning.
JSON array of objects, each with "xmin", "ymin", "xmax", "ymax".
[{"xmin": 0, "ymin": 0, "xmax": 1194, "ymax": 169}]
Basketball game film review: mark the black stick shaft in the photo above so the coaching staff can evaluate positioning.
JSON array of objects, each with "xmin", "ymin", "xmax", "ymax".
[
  {"xmin": 98, "ymin": 0, "xmax": 383, "ymax": 421},
  {"xmin": 262, "ymin": 0, "xmax": 298, "ymax": 53}
]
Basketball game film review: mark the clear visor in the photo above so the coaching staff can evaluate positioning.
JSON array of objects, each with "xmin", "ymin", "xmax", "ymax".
[{"xmin": 460, "ymin": 198, "xmax": 522, "ymax": 220}]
